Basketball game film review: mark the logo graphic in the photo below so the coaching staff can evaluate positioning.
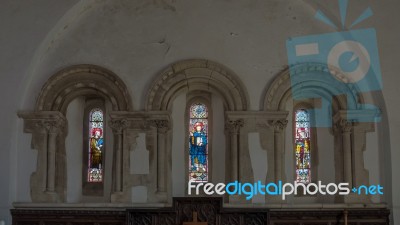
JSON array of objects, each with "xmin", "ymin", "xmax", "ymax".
[
  {"xmin": 286, "ymin": 0, "xmax": 382, "ymax": 127},
  {"xmin": 188, "ymin": 181, "xmax": 384, "ymax": 200}
]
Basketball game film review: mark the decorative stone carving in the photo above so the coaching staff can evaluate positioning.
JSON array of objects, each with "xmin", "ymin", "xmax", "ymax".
[
  {"xmin": 109, "ymin": 111, "xmax": 171, "ymax": 203},
  {"xmin": 147, "ymin": 119, "xmax": 170, "ymax": 130},
  {"xmin": 35, "ymin": 120, "xmax": 65, "ymax": 134},
  {"xmin": 268, "ymin": 119, "xmax": 288, "ymax": 131},
  {"xmin": 17, "ymin": 111, "xmax": 67, "ymax": 202},
  {"xmin": 335, "ymin": 119, "xmax": 353, "ymax": 133},
  {"xmin": 224, "ymin": 119, "xmax": 244, "ymax": 186},
  {"xmin": 35, "ymin": 64, "xmax": 133, "ymax": 112},
  {"xmin": 332, "ymin": 110, "xmax": 379, "ymax": 203},
  {"xmin": 225, "ymin": 119, "xmax": 244, "ymax": 133},
  {"xmin": 110, "ymin": 119, "xmax": 129, "ymax": 134},
  {"xmin": 263, "ymin": 63, "xmax": 362, "ymax": 111},
  {"xmin": 145, "ymin": 59, "xmax": 249, "ymax": 111}
]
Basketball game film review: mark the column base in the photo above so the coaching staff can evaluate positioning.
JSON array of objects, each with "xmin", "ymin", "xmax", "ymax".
[
  {"xmin": 336, "ymin": 193, "xmax": 371, "ymax": 204},
  {"xmin": 111, "ymin": 191, "xmax": 130, "ymax": 203},
  {"xmin": 228, "ymin": 195, "xmax": 248, "ymax": 204},
  {"xmin": 35, "ymin": 191, "xmax": 60, "ymax": 203},
  {"xmin": 265, "ymin": 195, "xmax": 286, "ymax": 204}
]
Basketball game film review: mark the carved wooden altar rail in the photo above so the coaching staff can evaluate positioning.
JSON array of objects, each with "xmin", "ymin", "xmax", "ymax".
[{"xmin": 11, "ymin": 198, "xmax": 390, "ymax": 225}]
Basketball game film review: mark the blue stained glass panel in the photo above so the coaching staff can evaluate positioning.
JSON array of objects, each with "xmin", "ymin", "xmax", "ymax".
[
  {"xmin": 295, "ymin": 109, "xmax": 311, "ymax": 184},
  {"xmin": 189, "ymin": 103, "xmax": 208, "ymax": 182},
  {"xmin": 88, "ymin": 108, "xmax": 104, "ymax": 182}
]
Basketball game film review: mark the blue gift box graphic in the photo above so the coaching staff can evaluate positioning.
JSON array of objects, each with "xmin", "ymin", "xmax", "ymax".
[{"xmin": 286, "ymin": 26, "xmax": 382, "ymax": 127}]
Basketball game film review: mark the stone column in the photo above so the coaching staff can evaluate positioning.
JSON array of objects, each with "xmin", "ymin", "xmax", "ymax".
[
  {"xmin": 225, "ymin": 119, "xmax": 244, "ymax": 182},
  {"xmin": 269, "ymin": 119, "xmax": 288, "ymax": 183},
  {"xmin": 337, "ymin": 119, "xmax": 353, "ymax": 187},
  {"xmin": 148, "ymin": 120, "xmax": 170, "ymax": 195},
  {"xmin": 110, "ymin": 119, "xmax": 128, "ymax": 193},
  {"xmin": 42, "ymin": 121, "xmax": 65, "ymax": 192},
  {"xmin": 18, "ymin": 111, "xmax": 67, "ymax": 202}
]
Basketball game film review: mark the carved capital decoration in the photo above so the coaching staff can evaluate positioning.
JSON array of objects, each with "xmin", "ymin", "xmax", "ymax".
[
  {"xmin": 110, "ymin": 119, "xmax": 129, "ymax": 134},
  {"xmin": 147, "ymin": 119, "xmax": 170, "ymax": 130},
  {"xmin": 268, "ymin": 119, "xmax": 288, "ymax": 132},
  {"xmin": 225, "ymin": 119, "xmax": 244, "ymax": 134},
  {"xmin": 335, "ymin": 119, "xmax": 353, "ymax": 133},
  {"xmin": 34, "ymin": 120, "xmax": 65, "ymax": 134}
]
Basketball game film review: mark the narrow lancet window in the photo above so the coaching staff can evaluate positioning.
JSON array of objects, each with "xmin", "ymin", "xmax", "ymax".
[
  {"xmin": 189, "ymin": 103, "xmax": 208, "ymax": 182},
  {"xmin": 88, "ymin": 108, "xmax": 104, "ymax": 182},
  {"xmin": 295, "ymin": 109, "xmax": 311, "ymax": 183}
]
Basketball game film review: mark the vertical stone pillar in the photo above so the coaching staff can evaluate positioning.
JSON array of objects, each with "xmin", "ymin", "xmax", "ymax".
[
  {"xmin": 148, "ymin": 120, "xmax": 170, "ymax": 197},
  {"xmin": 110, "ymin": 119, "xmax": 128, "ymax": 193},
  {"xmin": 269, "ymin": 119, "xmax": 288, "ymax": 183},
  {"xmin": 225, "ymin": 119, "xmax": 244, "ymax": 182},
  {"xmin": 333, "ymin": 110, "xmax": 378, "ymax": 203},
  {"xmin": 18, "ymin": 111, "xmax": 67, "ymax": 202},
  {"xmin": 352, "ymin": 122, "xmax": 374, "ymax": 189},
  {"xmin": 337, "ymin": 119, "xmax": 353, "ymax": 187},
  {"xmin": 43, "ymin": 121, "xmax": 65, "ymax": 192}
]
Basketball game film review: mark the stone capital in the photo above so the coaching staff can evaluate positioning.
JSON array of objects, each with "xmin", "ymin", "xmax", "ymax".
[
  {"xmin": 110, "ymin": 119, "xmax": 129, "ymax": 134},
  {"xmin": 147, "ymin": 119, "xmax": 170, "ymax": 130},
  {"xmin": 35, "ymin": 120, "xmax": 65, "ymax": 134},
  {"xmin": 225, "ymin": 119, "xmax": 244, "ymax": 133},
  {"xmin": 335, "ymin": 119, "xmax": 353, "ymax": 133},
  {"xmin": 269, "ymin": 119, "xmax": 288, "ymax": 132}
]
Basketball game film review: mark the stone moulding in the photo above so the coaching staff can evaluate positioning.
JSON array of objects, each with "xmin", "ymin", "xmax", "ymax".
[
  {"xmin": 145, "ymin": 59, "xmax": 249, "ymax": 111},
  {"xmin": 263, "ymin": 63, "xmax": 364, "ymax": 111},
  {"xmin": 35, "ymin": 64, "xmax": 133, "ymax": 112},
  {"xmin": 17, "ymin": 111, "xmax": 67, "ymax": 202}
]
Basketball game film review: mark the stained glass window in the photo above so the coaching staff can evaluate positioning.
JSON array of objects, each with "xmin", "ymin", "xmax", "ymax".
[
  {"xmin": 189, "ymin": 103, "xmax": 208, "ymax": 182},
  {"xmin": 88, "ymin": 108, "xmax": 104, "ymax": 182},
  {"xmin": 295, "ymin": 109, "xmax": 311, "ymax": 183}
]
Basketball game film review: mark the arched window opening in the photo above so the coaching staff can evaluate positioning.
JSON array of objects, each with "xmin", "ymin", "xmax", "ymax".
[
  {"xmin": 88, "ymin": 108, "xmax": 104, "ymax": 182},
  {"xmin": 295, "ymin": 109, "xmax": 311, "ymax": 184},
  {"xmin": 189, "ymin": 103, "xmax": 209, "ymax": 183}
]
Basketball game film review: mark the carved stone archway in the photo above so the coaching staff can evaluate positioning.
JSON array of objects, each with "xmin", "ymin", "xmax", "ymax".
[
  {"xmin": 36, "ymin": 64, "xmax": 133, "ymax": 113},
  {"xmin": 18, "ymin": 64, "xmax": 133, "ymax": 202},
  {"xmin": 145, "ymin": 59, "xmax": 249, "ymax": 111},
  {"xmin": 261, "ymin": 63, "xmax": 378, "ymax": 203},
  {"xmin": 263, "ymin": 63, "xmax": 364, "ymax": 112},
  {"xmin": 145, "ymin": 59, "xmax": 250, "ymax": 203}
]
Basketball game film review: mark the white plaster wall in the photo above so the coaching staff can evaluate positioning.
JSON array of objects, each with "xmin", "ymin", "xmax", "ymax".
[
  {"xmin": 211, "ymin": 94, "xmax": 226, "ymax": 184},
  {"xmin": 1, "ymin": 0, "xmax": 399, "ymax": 223},
  {"xmin": 365, "ymin": 124, "xmax": 381, "ymax": 203},
  {"xmin": 171, "ymin": 93, "xmax": 186, "ymax": 197},
  {"xmin": 316, "ymin": 127, "xmax": 335, "ymax": 184},
  {"xmin": 248, "ymin": 132, "xmax": 267, "ymax": 204},
  {"xmin": 65, "ymin": 97, "xmax": 85, "ymax": 203},
  {"xmin": 0, "ymin": 1, "xmax": 79, "ymax": 223},
  {"xmin": 130, "ymin": 133, "xmax": 149, "ymax": 175}
]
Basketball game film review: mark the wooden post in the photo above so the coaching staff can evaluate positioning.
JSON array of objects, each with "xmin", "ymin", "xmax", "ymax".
[{"xmin": 183, "ymin": 211, "xmax": 208, "ymax": 225}]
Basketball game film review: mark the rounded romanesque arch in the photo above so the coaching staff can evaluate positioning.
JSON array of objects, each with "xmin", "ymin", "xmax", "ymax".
[
  {"xmin": 145, "ymin": 59, "xmax": 249, "ymax": 111},
  {"xmin": 19, "ymin": 64, "xmax": 133, "ymax": 203},
  {"xmin": 262, "ymin": 63, "xmax": 380, "ymax": 205},
  {"xmin": 36, "ymin": 64, "xmax": 133, "ymax": 113},
  {"xmin": 263, "ymin": 63, "xmax": 364, "ymax": 112}
]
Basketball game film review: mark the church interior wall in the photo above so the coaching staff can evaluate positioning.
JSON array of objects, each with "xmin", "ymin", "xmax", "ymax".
[{"xmin": 1, "ymin": 0, "xmax": 399, "ymax": 224}]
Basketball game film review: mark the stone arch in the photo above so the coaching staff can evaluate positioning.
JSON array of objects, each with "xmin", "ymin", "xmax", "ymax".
[
  {"xmin": 263, "ymin": 63, "xmax": 364, "ymax": 112},
  {"xmin": 262, "ymin": 63, "xmax": 379, "ymax": 204},
  {"xmin": 36, "ymin": 64, "xmax": 133, "ymax": 113},
  {"xmin": 145, "ymin": 59, "xmax": 249, "ymax": 111},
  {"xmin": 18, "ymin": 64, "xmax": 133, "ymax": 203}
]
